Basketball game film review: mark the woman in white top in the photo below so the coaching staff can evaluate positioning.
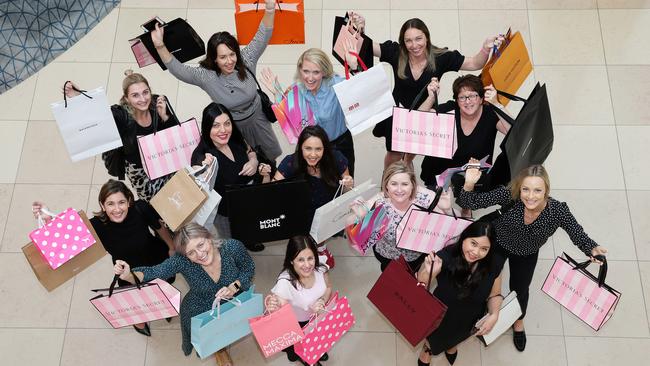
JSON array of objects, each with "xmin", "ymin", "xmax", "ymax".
[{"xmin": 265, "ymin": 235, "xmax": 332, "ymax": 366}]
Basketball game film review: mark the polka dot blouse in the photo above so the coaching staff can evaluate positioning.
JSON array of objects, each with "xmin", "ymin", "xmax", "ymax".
[{"xmin": 457, "ymin": 186, "xmax": 599, "ymax": 256}]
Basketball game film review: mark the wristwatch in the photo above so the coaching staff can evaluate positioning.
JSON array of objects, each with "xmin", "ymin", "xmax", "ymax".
[{"xmin": 227, "ymin": 280, "xmax": 241, "ymax": 294}]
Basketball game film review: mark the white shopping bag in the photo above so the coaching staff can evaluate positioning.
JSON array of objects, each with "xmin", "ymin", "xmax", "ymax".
[
  {"xmin": 309, "ymin": 179, "xmax": 378, "ymax": 243},
  {"xmin": 189, "ymin": 161, "xmax": 222, "ymax": 226},
  {"xmin": 333, "ymin": 61, "xmax": 395, "ymax": 136},
  {"xmin": 50, "ymin": 86, "xmax": 123, "ymax": 162}
]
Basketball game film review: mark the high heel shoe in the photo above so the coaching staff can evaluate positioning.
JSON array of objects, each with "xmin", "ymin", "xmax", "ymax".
[
  {"xmin": 417, "ymin": 345, "xmax": 432, "ymax": 366},
  {"xmin": 444, "ymin": 350, "xmax": 457, "ymax": 365},
  {"xmin": 133, "ymin": 323, "xmax": 151, "ymax": 336}
]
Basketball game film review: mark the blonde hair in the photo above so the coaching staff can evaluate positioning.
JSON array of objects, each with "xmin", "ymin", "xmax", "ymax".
[
  {"xmin": 119, "ymin": 70, "xmax": 151, "ymax": 116},
  {"xmin": 295, "ymin": 48, "xmax": 334, "ymax": 81},
  {"xmin": 381, "ymin": 161, "xmax": 418, "ymax": 201},
  {"xmin": 509, "ymin": 165, "xmax": 551, "ymax": 201},
  {"xmin": 174, "ymin": 222, "xmax": 221, "ymax": 256}
]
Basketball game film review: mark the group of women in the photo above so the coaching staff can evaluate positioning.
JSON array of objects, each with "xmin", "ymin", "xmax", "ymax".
[{"xmin": 32, "ymin": 1, "xmax": 609, "ymax": 365}]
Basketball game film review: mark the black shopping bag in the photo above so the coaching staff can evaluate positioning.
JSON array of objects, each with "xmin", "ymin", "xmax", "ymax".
[
  {"xmin": 129, "ymin": 18, "xmax": 205, "ymax": 71},
  {"xmin": 332, "ymin": 13, "xmax": 374, "ymax": 68},
  {"xmin": 226, "ymin": 180, "xmax": 311, "ymax": 243},
  {"xmin": 491, "ymin": 83, "xmax": 554, "ymax": 180}
]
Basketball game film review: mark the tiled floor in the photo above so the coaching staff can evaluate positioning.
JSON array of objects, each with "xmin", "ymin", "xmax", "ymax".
[{"xmin": 1, "ymin": 0, "xmax": 649, "ymax": 365}]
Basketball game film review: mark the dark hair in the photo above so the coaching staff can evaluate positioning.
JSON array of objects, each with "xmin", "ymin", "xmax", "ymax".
[
  {"xmin": 200, "ymin": 102, "xmax": 247, "ymax": 150},
  {"xmin": 93, "ymin": 179, "xmax": 134, "ymax": 222},
  {"xmin": 199, "ymin": 31, "xmax": 247, "ymax": 81},
  {"xmin": 281, "ymin": 235, "xmax": 327, "ymax": 289},
  {"xmin": 293, "ymin": 125, "xmax": 341, "ymax": 188},
  {"xmin": 445, "ymin": 221, "xmax": 496, "ymax": 299},
  {"xmin": 396, "ymin": 18, "xmax": 448, "ymax": 79},
  {"xmin": 452, "ymin": 74, "xmax": 485, "ymax": 100}
]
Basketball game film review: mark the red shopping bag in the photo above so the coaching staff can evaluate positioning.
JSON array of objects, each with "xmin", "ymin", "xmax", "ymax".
[
  {"xmin": 234, "ymin": 0, "xmax": 305, "ymax": 45},
  {"xmin": 391, "ymin": 107, "xmax": 457, "ymax": 158},
  {"xmin": 249, "ymin": 303, "xmax": 305, "ymax": 358},
  {"xmin": 294, "ymin": 293, "xmax": 355, "ymax": 365},
  {"xmin": 367, "ymin": 257, "xmax": 447, "ymax": 346},
  {"xmin": 90, "ymin": 276, "xmax": 180, "ymax": 328},
  {"xmin": 541, "ymin": 253, "xmax": 620, "ymax": 331},
  {"xmin": 396, "ymin": 205, "xmax": 472, "ymax": 254}
]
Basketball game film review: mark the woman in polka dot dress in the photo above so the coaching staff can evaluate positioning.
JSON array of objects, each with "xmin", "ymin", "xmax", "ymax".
[
  {"xmin": 265, "ymin": 235, "xmax": 333, "ymax": 366},
  {"xmin": 457, "ymin": 162, "xmax": 608, "ymax": 352},
  {"xmin": 32, "ymin": 179, "xmax": 175, "ymax": 337}
]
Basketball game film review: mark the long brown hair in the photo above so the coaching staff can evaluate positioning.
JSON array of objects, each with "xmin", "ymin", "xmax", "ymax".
[
  {"xmin": 199, "ymin": 31, "xmax": 247, "ymax": 81},
  {"xmin": 281, "ymin": 235, "xmax": 327, "ymax": 289},
  {"xmin": 396, "ymin": 18, "xmax": 449, "ymax": 80},
  {"xmin": 93, "ymin": 179, "xmax": 134, "ymax": 222}
]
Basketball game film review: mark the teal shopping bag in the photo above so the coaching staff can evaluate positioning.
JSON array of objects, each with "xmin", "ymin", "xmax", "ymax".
[{"xmin": 191, "ymin": 286, "xmax": 264, "ymax": 358}]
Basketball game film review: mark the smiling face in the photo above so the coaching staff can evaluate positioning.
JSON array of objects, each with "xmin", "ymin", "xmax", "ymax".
[
  {"xmin": 461, "ymin": 235, "xmax": 491, "ymax": 264},
  {"xmin": 292, "ymin": 248, "xmax": 316, "ymax": 280},
  {"xmin": 403, "ymin": 27, "xmax": 428, "ymax": 58},
  {"xmin": 100, "ymin": 192, "xmax": 130, "ymax": 224},
  {"xmin": 386, "ymin": 172, "xmax": 414, "ymax": 206},
  {"xmin": 520, "ymin": 176, "xmax": 547, "ymax": 211},
  {"xmin": 215, "ymin": 44, "xmax": 237, "ymax": 75},
  {"xmin": 457, "ymin": 86, "xmax": 482, "ymax": 116},
  {"xmin": 299, "ymin": 59, "xmax": 324, "ymax": 93},
  {"xmin": 209, "ymin": 113, "xmax": 232, "ymax": 147},
  {"xmin": 124, "ymin": 82, "xmax": 152, "ymax": 112},
  {"xmin": 184, "ymin": 237, "xmax": 214, "ymax": 266},
  {"xmin": 301, "ymin": 136, "xmax": 324, "ymax": 167}
]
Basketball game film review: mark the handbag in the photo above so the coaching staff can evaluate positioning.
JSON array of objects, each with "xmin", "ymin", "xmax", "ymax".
[
  {"xmin": 332, "ymin": 13, "xmax": 373, "ymax": 68},
  {"xmin": 244, "ymin": 66, "xmax": 276, "ymax": 123},
  {"xmin": 367, "ymin": 256, "xmax": 448, "ymax": 346},
  {"xmin": 90, "ymin": 275, "xmax": 180, "ymax": 328},
  {"xmin": 542, "ymin": 253, "xmax": 620, "ymax": 331},
  {"xmin": 235, "ymin": 0, "xmax": 305, "ymax": 45},
  {"xmin": 476, "ymin": 291, "xmax": 522, "ymax": 346},
  {"xmin": 391, "ymin": 106, "xmax": 457, "ymax": 158}
]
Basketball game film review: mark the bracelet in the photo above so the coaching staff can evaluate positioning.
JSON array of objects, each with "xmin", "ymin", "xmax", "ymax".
[
  {"xmin": 416, "ymin": 281, "xmax": 427, "ymax": 288},
  {"xmin": 155, "ymin": 45, "xmax": 165, "ymax": 50},
  {"xmin": 487, "ymin": 294, "xmax": 504, "ymax": 301}
]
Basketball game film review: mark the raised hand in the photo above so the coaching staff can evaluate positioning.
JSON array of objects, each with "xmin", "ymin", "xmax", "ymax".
[{"xmin": 151, "ymin": 23, "xmax": 165, "ymax": 48}]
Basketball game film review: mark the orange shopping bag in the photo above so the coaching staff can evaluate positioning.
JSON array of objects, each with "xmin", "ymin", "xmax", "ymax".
[
  {"xmin": 234, "ymin": 0, "xmax": 305, "ymax": 45},
  {"xmin": 481, "ymin": 29, "xmax": 532, "ymax": 105}
]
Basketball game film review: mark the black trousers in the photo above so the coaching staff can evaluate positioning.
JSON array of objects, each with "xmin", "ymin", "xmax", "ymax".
[
  {"xmin": 331, "ymin": 130, "xmax": 355, "ymax": 177},
  {"xmin": 498, "ymin": 247, "xmax": 539, "ymax": 319},
  {"xmin": 373, "ymin": 246, "xmax": 425, "ymax": 273}
]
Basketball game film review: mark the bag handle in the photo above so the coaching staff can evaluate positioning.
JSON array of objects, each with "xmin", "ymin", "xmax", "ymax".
[
  {"xmin": 35, "ymin": 207, "xmax": 60, "ymax": 228},
  {"xmin": 92, "ymin": 273, "xmax": 142, "ymax": 297},
  {"xmin": 569, "ymin": 253, "xmax": 608, "ymax": 287},
  {"xmin": 251, "ymin": 0, "xmax": 283, "ymax": 12},
  {"xmin": 495, "ymin": 89, "xmax": 527, "ymax": 103},
  {"xmin": 244, "ymin": 66, "xmax": 264, "ymax": 93},
  {"xmin": 210, "ymin": 296, "xmax": 242, "ymax": 319},
  {"xmin": 343, "ymin": 51, "xmax": 368, "ymax": 79},
  {"xmin": 409, "ymin": 83, "xmax": 438, "ymax": 114},
  {"xmin": 426, "ymin": 186, "xmax": 444, "ymax": 212},
  {"xmin": 491, "ymin": 102, "xmax": 516, "ymax": 126},
  {"xmin": 62, "ymin": 81, "xmax": 92, "ymax": 108}
]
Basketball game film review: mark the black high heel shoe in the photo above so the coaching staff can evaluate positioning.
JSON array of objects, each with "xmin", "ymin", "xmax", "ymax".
[
  {"xmin": 417, "ymin": 345, "xmax": 432, "ymax": 366},
  {"xmin": 133, "ymin": 323, "xmax": 151, "ymax": 336},
  {"xmin": 444, "ymin": 350, "xmax": 458, "ymax": 365}
]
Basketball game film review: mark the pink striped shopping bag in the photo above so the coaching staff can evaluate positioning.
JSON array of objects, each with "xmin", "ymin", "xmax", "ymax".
[
  {"xmin": 137, "ymin": 118, "xmax": 201, "ymax": 179},
  {"xmin": 391, "ymin": 107, "xmax": 457, "ymax": 158},
  {"xmin": 90, "ymin": 277, "xmax": 180, "ymax": 328},
  {"xmin": 396, "ymin": 205, "xmax": 472, "ymax": 254},
  {"xmin": 542, "ymin": 253, "xmax": 620, "ymax": 331}
]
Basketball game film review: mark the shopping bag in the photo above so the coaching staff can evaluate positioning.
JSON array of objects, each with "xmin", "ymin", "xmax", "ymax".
[
  {"xmin": 542, "ymin": 253, "xmax": 620, "ymax": 331},
  {"xmin": 50, "ymin": 86, "xmax": 122, "ymax": 162},
  {"xmin": 226, "ymin": 179, "xmax": 311, "ymax": 243},
  {"xmin": 235, "ymin": 0, "xmax": 304, "ymax": 45},
  {"xmin": 477, "ymin": 291, "xmax": 522, "ymax": 346},
  {"xmin": 150, "ymin": 166, "xmax": 208, "ymax": 231},
  {"xmin": 391, "ymin": 107, "xmax": 457, "ymax": 158},
  {"xmin": 191, "ymin": 286, "xmax": 264, "ymax": 359},
  {"xmin": 249, "ymin": 303, "xmax": 305, "ymax": 358},
  {"xmin": 90, "ymin": 276, "xmax": 180, "ymax": 328},
  {"xmin": 492, "ymin": 84, "xmax": 553, "ymax": 178},
  {"xmin": 272, "ymin": 84, "xmax": 316, "ymax": 144},
  {"xmin": 29, "ymin": 208, "xmax": 97, "ymax": 269},
  {"xmin": 435, "ymin": 155, "xmax": 492, "ymax": 190},
  {"xmin": 129, "ymin": 17, "xmax": 205, "ymax": 70},
  {"xmin": 345, "ymin": 203, "xmax": 389, "ymax": 255},
  {"xmin": 188, "ymin": 161, "xmax": 222, "ymax": 226},
  {"xmin": 22, "ymin": 210, "xmax": 107, "ymax": 292},
  {"xmin": 396, "ymin": 204, "xmax": 473, "ymax": 254},
  {"xmin": 333, "ymin": 54, "xmax": 396, "ymax": 135},
  {"xmin": 309, "ymin": 180, "xmax": 378, "ymax": 243},
  {"xmin": 294, "ymin": 293, "xmax": 355, "ymax": 365},
  {"xmin": 332, "ymin": 13, "xmax": 372, "ymax": 67},
  {"xmin": 481, "ymin": 29, "xmax": 532, "ymax": 106},
  {"xmin": 137, "ymin": 118, "xmax": 201, "ymax": 180},
  {"xmin": 367, "ymin": 257, "xmax": 447, "ymax": 346}
]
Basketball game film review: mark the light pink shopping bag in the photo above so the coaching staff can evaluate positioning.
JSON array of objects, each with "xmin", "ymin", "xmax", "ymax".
[
  {"xmin": 90, "ymin": 277, "xmax": 180, "ymax": 328},
  {"xmin": 137, "ymin": 118, "xmax": 201, "ymax": 179},
  {"xmin": 396, "ymin": 205, "xmax": 472, "ymax": 254},
  {"xmin": 29, "ymin": 208, "xmax": 97, "ymax": 269},
  {"xmin": 295, "ymin": 293, "xmax": 355, "ymax": 365},
  {"xmin": 541, "ymin": 253, "xmax": 620, "ymax": 331},
  {"xmin": 249, "ymin": 303, "xmax": 305, "ymax": 358},
  {"xmin": 391, "ymin": 107, "xmax": 457, "ymax": 158}
]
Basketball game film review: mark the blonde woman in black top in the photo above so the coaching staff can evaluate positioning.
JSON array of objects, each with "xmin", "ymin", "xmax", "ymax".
[{"xmin": 458, "ymin": 162, "xmax": 608, "ymax": 352}]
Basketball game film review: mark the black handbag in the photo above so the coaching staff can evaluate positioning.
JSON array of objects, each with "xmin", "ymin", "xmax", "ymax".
[{"xmin": 245, "ymin": 66, "xmax": 277, "ymax": 123}]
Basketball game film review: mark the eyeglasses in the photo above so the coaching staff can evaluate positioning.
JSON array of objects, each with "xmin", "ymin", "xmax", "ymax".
[
  {"xmin": 186, "ymin": 240, "xmax": 209, "ymax": 259},
  {"xmin": 457, "ymin": 93, "xmax": 480, "ymax": 103}
]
